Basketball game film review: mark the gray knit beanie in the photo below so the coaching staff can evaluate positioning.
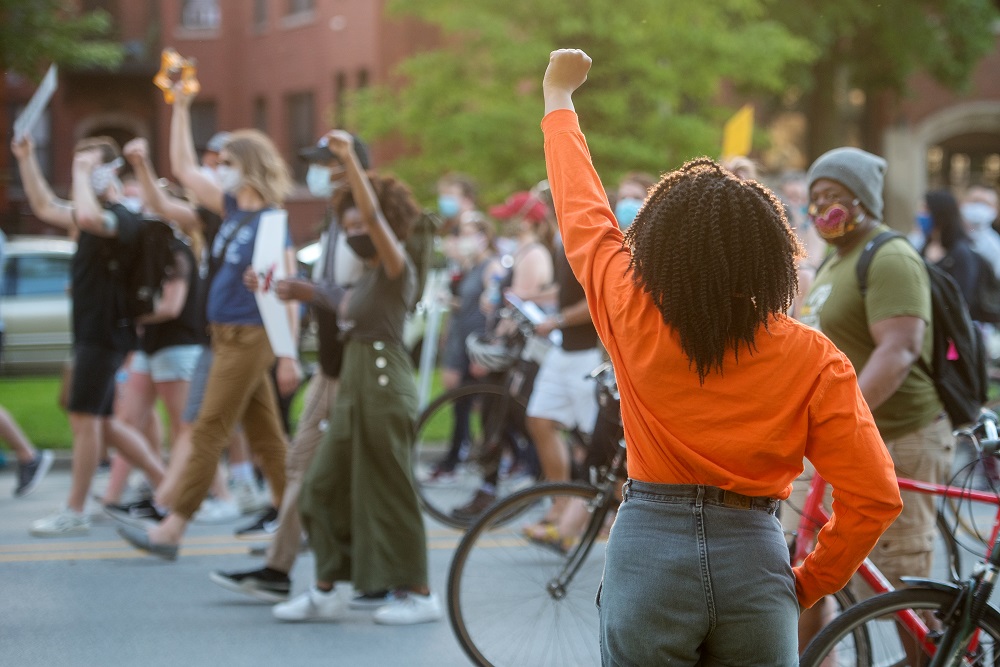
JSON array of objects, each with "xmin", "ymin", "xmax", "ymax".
[{"xmin": 806, "ymin": 147, "xmax": 887, "ymax": 221}]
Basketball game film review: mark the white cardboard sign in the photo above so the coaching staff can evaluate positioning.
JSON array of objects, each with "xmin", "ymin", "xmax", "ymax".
[
  {"xmin": 251, "ymin": 209, "xmax": 297, "ymax": 359},
  {"xmin": 14, "ymin": 65, "xmax": 58, "ymax": 141}
]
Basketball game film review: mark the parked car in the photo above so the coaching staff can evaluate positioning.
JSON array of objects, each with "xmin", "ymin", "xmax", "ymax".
[{"xmin": 0, "ymin": 236, "xmax": 75, "ymax": 374}]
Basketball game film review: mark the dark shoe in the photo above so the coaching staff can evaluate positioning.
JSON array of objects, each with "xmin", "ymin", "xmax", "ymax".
[
  {"xmin": 14, "ymin": 450, "xmax": 54, "ymax": 498},
  {"xmin": 116, "ymin": 525, "xmax": 178, "ymax": 561},
  {"xmin": 449, "ymin": 489, "xmax": 497, "ymax": 522},
  {"xmin": 349, "ymin": 590, "xmax": 397, "ymax": 610},
  {"xmin": 209, "ymin": 566, "xmax": 291, "ymax": 602},
  {"xmin": 235, "ymin": 506, "xmax": 279, "ymax": 540},
  {"xmin": 105, "ymin": 499, "xmax": 166, "ymax": 525}
]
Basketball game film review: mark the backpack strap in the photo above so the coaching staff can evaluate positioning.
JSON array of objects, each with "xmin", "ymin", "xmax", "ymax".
[{"xmin": 855, "ymin": 231, "xmax": 905, "ymax": 296}]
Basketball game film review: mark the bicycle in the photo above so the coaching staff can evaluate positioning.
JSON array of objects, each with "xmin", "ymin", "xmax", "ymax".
[
  {"xmin": 799, "ymin": 410, "xmax": 1000, "ymax": 667},
  {"xmin": 446, "ymin": 362, "xmax": 623, "ymax": 667},
  {"xmin": 412, "ymin": 295, "xmax": 593, "ymax": 529}
]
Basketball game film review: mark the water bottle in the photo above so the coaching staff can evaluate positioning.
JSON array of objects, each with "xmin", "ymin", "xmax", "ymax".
[{"xmin": 485, "ymin": 274, "xmax": 502, "ymax": 309}]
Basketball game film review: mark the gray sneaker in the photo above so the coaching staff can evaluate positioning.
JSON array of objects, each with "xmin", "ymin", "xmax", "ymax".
[
  {"xmin": 30, "ymin": 508, "xmax": 90, "ymax": 537},
  {"xmin": 14, "ymin": 450, "xmax": 54, "ymax": 498}
]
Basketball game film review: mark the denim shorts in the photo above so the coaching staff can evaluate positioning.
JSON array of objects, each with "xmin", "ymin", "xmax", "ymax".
[
  {"xmin": 180, "ymin": 346, "xmax": 212, "ymax": 423},
  {"xmin": 130, "ymin": 345, "xmax": 203, "ymax": 383},
  {"xmin": 599, "ymin": 480, "xmax": 798, "ymax": 666}
]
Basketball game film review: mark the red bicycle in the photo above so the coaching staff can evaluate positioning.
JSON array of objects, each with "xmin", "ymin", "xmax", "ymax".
[{"xmin": 795, "ymin": 411, "xmax": 1000, "ymax": 666}]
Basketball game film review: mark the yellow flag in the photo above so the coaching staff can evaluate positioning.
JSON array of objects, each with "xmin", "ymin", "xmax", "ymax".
[{"xmin": 721, "ymin": 104, "xmax": 754, "ymax": 160}]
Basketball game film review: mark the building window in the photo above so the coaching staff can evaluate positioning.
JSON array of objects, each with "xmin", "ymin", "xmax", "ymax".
[
  {"xmin": 286, "ymin": 92, "xmax": 315, "ymax": 181},
  {"xmin": 254, "ymin": 0, "xmax": 268, "ymax": 29},
  {"xmin": 287, "ymin": 0, "xmax": 313, "ymax": 15},
  {"xmin": 190, "ymin": 101, "xmax": 218, "ymax": 156},
  {"xmin": 357, "ymin": 68, "xmax": 370, "ymax": 90},
  {"xmin": 253, "ymin": 97, "xmax": 268, "ymax": 133},
  {"xmin": 182, "ymin": 0, "xmax": 220, "ymax": 30}
]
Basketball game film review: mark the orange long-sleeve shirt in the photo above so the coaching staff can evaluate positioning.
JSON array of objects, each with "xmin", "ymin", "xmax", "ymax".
[{"xmin": 542, "ymin": 109, "xmax": 902, "ymax": 608}]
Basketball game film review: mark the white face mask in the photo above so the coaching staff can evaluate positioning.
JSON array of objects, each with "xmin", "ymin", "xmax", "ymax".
[
  {"xmin": 962, "ymin": 202, "xmax": 998, "ymax": 228},
  {"xmin": 306, "ymin": 164, "xmax": 333, "ymax": 198},
  {"xmin": 120, "ymin": 196, "xmax": 143, "ymax": 214},
  {"xmin": 457, "ymin": 233, "xmax": 487, "ymax": 260},
  {"xmin": 215, "ymin": 164, "xmax": 242, "ymax": 194},
  {"xmin": 91, "ymin": 157, "xmax": 124, "ymax": 196}
]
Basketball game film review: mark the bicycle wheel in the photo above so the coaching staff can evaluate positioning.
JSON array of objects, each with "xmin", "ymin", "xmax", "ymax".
[
  {"xmin": 413, "ymin": 384, "xmax": 539, "ymax": 529},
  {"xmin": 448, "ymin": 482, "xmax": 608, "ymax": 667},
  {"xmin": 800, "ymin": 587, "xmax": 1000, "ymax": 667}
]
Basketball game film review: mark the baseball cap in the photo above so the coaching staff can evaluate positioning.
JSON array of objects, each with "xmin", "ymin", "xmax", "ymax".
[
  {"xmin": 205, "ymin": 131, "xmax": 231, "ymax": 154},
  {"xmin": 489, "ymin": 191, "xmax": 549, "ymax": 223},
  {"xmin": 298, "ymin": 134, "xmax": 371, "ymax": 170}
]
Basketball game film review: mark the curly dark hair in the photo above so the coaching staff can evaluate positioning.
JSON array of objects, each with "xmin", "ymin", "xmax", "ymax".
[
  {"xmin": 332, "ymin": 170, "xmax": 422, "ymax": 242},
  {"xmin": 623, "ymin": 157, "xmax": 803, "ymax": 382}
]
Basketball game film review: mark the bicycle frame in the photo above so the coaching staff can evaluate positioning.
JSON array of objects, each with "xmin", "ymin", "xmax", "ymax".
[{"xmin": 792, "ymin": 468, "xmax": 1000, "ymax": 658}]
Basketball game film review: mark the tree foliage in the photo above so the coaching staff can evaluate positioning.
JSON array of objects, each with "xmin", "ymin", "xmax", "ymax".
[
  {"xmin": 0, "ymin": 0, "xmax": 122, "ymax": 78},
  {"xmin": 348, "ymin": 0, "xmax": 814, "ymax": 204},
  {"xmin": 771, "ymin": 0, "xmax": 999, "ymax": 156}
]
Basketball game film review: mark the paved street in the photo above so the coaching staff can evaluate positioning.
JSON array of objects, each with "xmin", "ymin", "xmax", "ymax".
[{"xmin": 0, "ymin": 461, "xmax": 472, "ymax": 667}]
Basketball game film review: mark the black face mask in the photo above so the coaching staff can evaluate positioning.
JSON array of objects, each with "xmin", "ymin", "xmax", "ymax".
[{"xmin": 346, "ymin": 233, "xmax": 377, "ymax": 259}]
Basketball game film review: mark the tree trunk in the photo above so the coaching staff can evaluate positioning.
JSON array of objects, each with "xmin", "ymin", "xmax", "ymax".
[{"xmin": 804, "ymin": 56, "xmax": 843, "ymax": 162}]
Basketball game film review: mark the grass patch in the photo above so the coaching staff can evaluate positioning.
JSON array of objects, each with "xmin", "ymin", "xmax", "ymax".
[{"xmin": 0, "ymin": 366, "xmax": 447, "ymax": 451}]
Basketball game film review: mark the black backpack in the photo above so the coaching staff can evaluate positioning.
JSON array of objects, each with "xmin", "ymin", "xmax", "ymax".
[
  {"xmin": 119, "ymin": 216, "xmax": 178, "ymax": 319},
  {"xmin": 970, "ymin": 251, "xmax": 1000, "ymax": 324},
  {"xmin": 857, "ymin": 232, "xmax": 988, "ymax": 427}
]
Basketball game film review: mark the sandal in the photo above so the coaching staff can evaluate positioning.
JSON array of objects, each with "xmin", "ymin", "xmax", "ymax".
[{"xmin": 522, "ymin": 522, "xmax": 573, "ymax": 555}]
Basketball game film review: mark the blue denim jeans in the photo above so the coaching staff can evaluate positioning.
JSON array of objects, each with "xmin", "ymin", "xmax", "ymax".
[{"xmin": 599, "ymin": 480, "xmax": 798, "ymax": 666}]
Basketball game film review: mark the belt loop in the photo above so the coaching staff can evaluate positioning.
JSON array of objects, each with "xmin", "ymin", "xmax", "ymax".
[
  {"xmin": 623, "ymin": 479, "xmax": 632, "ymax": 501},
  {"xmin": 695, "ymin": 485, "xmax": 704, "ymax": 508}
]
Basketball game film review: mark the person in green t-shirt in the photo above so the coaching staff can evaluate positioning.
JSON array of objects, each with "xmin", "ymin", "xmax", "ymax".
[{"xmin": 798, "ymin": 147, "xmax": 953, "ymax": 656}]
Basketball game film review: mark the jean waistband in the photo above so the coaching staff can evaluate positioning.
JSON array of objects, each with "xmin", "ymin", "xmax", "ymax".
[{"xmin": 624, "ymin": 479, "xmax": 778, "ymax": 513}]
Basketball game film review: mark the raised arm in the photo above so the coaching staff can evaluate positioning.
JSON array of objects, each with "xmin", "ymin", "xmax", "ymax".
[
  {"xmin": 71, "ymin": 148, "xmax": 118, "ymax": 237},
  {"xmin": 10, "ymin": 135, "xmax": 75, "ymax": 230},
  {"xmin": 324, "ymin": 130, "xmax": 406, "ymax": 279},
  {"xmin": 123, "ymin": 137, "xmax": 202, "ymax": 235},
  {"xmin": 168, "ymin": 84, "xmax": 223, "ymax": 214},
  {"xmin": 541, "ymin": 50, "xmax": 631, "ymax": 344}
]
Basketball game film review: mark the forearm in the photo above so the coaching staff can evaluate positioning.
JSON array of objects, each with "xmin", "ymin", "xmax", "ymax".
[
  {"xmin": 857, "ymin": 345, "xmax": 918, "ymax": 411},
  {"xmin": 557, "ymin": 298, "xmax": 592, "ymax": 327},
  {"xmin": 71, "ymin": 166, "xmax": 107, "ymax": 232},
  {"xmin": 344, "ymin": 153, "xmax": 405, "ymax": 277},
  {"xmin": 17, "ymin": 155, "xmax": 73, "ymax": 228},
  {"xmin": 169, "ymin": 103, "xmax": 199, "ymax": 182},
  {"xmin": 310, "ymin": 280, "xmax": 346, "ymax": 312}
]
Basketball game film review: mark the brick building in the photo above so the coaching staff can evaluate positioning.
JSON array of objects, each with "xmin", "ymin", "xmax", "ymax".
[{"xmin": 3, "ymin": 0, "xmax": 437, "ymax": 244}]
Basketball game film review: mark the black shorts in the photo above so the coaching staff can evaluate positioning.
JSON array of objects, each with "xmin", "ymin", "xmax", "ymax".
[{"xmin": 67, "ymin": 345, "xmax": 128, "ymax": 416}]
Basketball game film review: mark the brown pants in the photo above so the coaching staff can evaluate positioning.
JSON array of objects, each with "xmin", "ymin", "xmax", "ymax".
[
  {"xmin": 267, "ymin": 371, "xmax": 338, "ymax": 573},
  {"xmin": 174, "ymin": 324, "xmax": 287, "ymax": 519}
]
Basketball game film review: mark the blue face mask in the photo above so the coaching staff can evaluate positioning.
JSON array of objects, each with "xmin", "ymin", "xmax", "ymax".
[
  {"xmin": 438, "ymin": 194, "xmax": 461, "ymax": 219},
  {"xmin": 615, "ymin": 198, "xmax": 643, "ymax": 230},
  {"xmin": 916, "ymin": 212, "xmax": 933, "ymax": 237}
]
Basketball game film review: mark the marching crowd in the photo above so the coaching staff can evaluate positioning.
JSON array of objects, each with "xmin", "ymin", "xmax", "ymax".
[{"xmin": 2, "ymin": 47, "xmax": 1000, "ymax": 662}]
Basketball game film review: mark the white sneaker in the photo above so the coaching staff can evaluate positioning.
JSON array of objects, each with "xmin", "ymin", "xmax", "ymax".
[
  {"xmin": 30, "ymin": 508, "xmax": 91, "ymax": 537},
  {"xmin": 372, "ymin": 592, "xmax": 443, "ymax": 625},
  {"xmin": 272, "ymin": 585, "xmax": 349, "ymax": 622},
  {"xmin": 234, "ymin": 481, "xmax": 269, "ymax": 515},
  {"xmin": 193, "ymin": 498, "xmax": 242, "ymax": 524}
]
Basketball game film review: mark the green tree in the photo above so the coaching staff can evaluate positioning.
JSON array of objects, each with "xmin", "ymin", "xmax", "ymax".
[
  {"xmin": 1, "ymin": 0, "xmax": 122, "ymax": 215},
  {"xmin": 1, "ymin": 0, "xmax": 122, "ymax": 76},
  {"xmin": 772, "ymin": 0, "xmax": 999, "ymax": 158},
  {"xmin": 348, "ymin": 0, "xmax": 815, "ymax": 205}
]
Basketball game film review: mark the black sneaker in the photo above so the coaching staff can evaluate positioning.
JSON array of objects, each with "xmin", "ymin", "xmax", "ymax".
[
  {"xmin": 349, "ymin": 590, "xmax": 397, "ymax": 610},
  {"xmin": 235, "ymin": 506, "xmax": 279, "ymax": 540},
  {"xmin": 209, "ymin": 567, "xmax": 291, "ymax": 602},
  {"xmin": 104, "ymin": 499, "xmax": 166, "ymax": 525},
  {"xmin": 449, "ymin": 489, "xmax": 497, "ymax": 523},
  {"xmin": 14, "ymin": 450, "xmax": 54, "ymax": 497}
]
